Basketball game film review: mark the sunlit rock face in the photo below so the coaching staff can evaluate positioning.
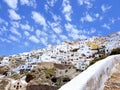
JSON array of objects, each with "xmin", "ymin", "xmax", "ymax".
[{"xmin": 5, "ymin": 79, "xmax": 27, "ymax": 90}]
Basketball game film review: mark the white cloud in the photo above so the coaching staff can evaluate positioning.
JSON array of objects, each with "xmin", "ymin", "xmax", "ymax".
[
  {"xmin": 29, "ymin": 35, "xmax": 40, "ymax": 43},
  {"xmin": 78, "ymin": 0, "xmax": 93, "ymax": 8},
  {"xmin": 85, "ymin": 14, "xmax": 94, "ymax": 22},
  {"xmin": 0, "ymin": 38, "xmax": 11, "ymax": 43},
  {"xmin": 48, "ymin": 22, "xmax": 62, "ymax": 34},
  {"xmin": 44, "ymin": 4, "xmax": 49, "ymax": 11},
  {"xmin": 4, "ymin": 0, "xmax": 18, "ymax": 9},
  {"xmin": 101, "ymin": 4, "xmax": 112, "ymax": 13},
  {"xmin": 81, "ymin": 13, "xmax": 94, "ymax": 22},
  {"xmin": 10, "ymin": 27, "xmax": 21, "ymax": 37},
  {"xmin": 48, "ymin": 13, "xmax": 62, "ymax": 34},
  {"xmin": 95, "ymin": 13, "xmax": 99, "ymax": 18},
  {"xmin": 65, "ymin": 23, "xmax": 80, "ymax": 40},
  {"xmin": 50, "ymin": 12, "xmax": 61, "ymax": 21},
  {"xmin": 0, "ymin": 18, "xmax": 8, "ymax": 26},
  {"xmin": 35, "ymin": 29, "xmax": 41, "ymax": 37},
  {"xmin": 20, "ymin": 0, "xmax": 36, "ymax": 8},
  {"xmin": 0, "ymin": 26, "xmax": 7, "ymax": 34},
  {"xmin": 99, "ymin": 16, "xmax": 103, "ymax": 20},
  {"xmin": 47, "ymin": 0, "xmax": 57, "ymax": 7},
  {"xmin": 9, "ymin": 35, "xmax": 19, "ymax": 41},
  {"xmin": 82, "ymin": 28, "xmax": 96, "ymax": 35},
  {"xmin": 44, "ymin": 0, "xmax": 58, "ymax": 11},
  {"xmin": 24, "ymin": 31, "xmax": 30, "ymax": 37},
  {"xmin": 40, "ymin": 37, "xmax": 48, "ymax": 46},
  {"xmin": 11, "ymin": 21, "xmax": 20, "ymax": 28},
  {"xmin": 32, "ymin": 11, "xmax": 47, "ymax": 28},
  {"xmin": 50, "ymin": 34, "xmax": 57, "ymax": 43},
  {"xmin": 78, "ymin": 0, "xmax": 84, "ymax": 5},
  {"xmin": 20, "ymin": 23, "xmax": 31, "ymax": 31},
  {"xmin": 0, "ymin": 18, "xmax": 5, "ymax": 24},
  {"xmin": 110, "ymin": 18, "xmax": 115, "ymax": 24},
  {"xmin": 62, "ymin": 0, "xmax": 73, "ymax": 21},
  {"xmin": 24, "ymin": 42, "xmax": 29, "ymax": 46},
  {"xmin": 94, "ymin": 13, "xmax": 104, "ymax": 21},
  {"xmin": 102, "ymin": 23, "xmax": 110, "ymax": 29},
  {"xmin": 69, "ymin": 33, "xmax": 79, "ymax": 40},
  {"xmin": 65, "ymin": 23, "xmax": 79, "ymax": 33},
  {"xmin": 53, "ymin": 27, "xmax": 62, "ymax": 34},
  {"xmin": 59, "ymin": 34, "xmax": 68, "ymax": 40},
  {"xmin": 35, "ymin": 29, "xmax": 47, "ymax": 38},
  {"xmin": 90, "ymin": 28, "xmax": 96, "ymax": 33},
  {"xmin": 56, "ymin": 39, "xmax": 61, "ymax": 44},
  {"xmin": 8, "ymin": 9, "xmax": 21, "ymax": 20},
  {"xmin": 79, "ymin": 34, "xmax": 88, "ymax": 39}
]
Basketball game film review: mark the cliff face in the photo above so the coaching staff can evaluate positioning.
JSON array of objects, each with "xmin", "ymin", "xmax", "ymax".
[{"xmin": 25, "ymin": 63, "xmax": 79, "ymax": 86}]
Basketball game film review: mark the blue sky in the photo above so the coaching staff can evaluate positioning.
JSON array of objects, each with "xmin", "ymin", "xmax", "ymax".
[{"xmin": 0, "ymin": 0, "xmax": 120, "ymax": 56}]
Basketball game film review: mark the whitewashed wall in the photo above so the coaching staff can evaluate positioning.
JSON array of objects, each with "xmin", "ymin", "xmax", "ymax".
[{"xmin": 59, "ymin": 55, "xmax": 120, "ymax": 90}]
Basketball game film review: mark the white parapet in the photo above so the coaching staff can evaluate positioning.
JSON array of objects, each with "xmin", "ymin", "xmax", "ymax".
[{"xmin": 59, "ymin": 54, "xmax": 120, "ymax": 90}]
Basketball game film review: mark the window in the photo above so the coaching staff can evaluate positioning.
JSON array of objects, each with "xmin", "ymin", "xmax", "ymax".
[
  {"xmin": 69, "ymin": 66, "xmax": 71, "ymax": 69},
  {"xmin": 14, "ymin": 85, "xmax": 16, "ymax": 88},
  {"xmin": 65, "ymin": 69, "xmax": 68, "ymax": 73}
]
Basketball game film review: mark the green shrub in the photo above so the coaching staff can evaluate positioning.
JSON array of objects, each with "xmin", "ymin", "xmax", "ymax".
[
  {"xmin": 110, "ymin": 48, "xmax": 120, "ymax": 55},
  {"xmin": 89, "ymin": 55, "xmax": 107, "ymax": 66},
  {"xmin": 88, "ymin": 48, "xmax": 120, "ymax": 68},
  {"xmin": 44, "ymin": 68, "xmax": 55, "ymax": 78},
  {"xmin": 10, "ymin": 73, "xmax": 21, "ymax": 80},
  {"xmin": 25, "ymin": 73, "xmax": 36, "ymax": 82},
  {"xmin": 55, "ymin": 78, "xmax": 62, "ymax": 86}
]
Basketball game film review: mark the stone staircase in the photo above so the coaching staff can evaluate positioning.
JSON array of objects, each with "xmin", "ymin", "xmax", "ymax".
[{"xmin": 104, "ymin": 63, "xmax": 120, "ymax": 90}]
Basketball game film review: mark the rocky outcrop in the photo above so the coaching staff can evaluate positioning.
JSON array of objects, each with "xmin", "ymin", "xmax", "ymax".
[
  {"xmin": 5, "ymin": 79, "xmax": 27, "ymax": 90},
  {"xmin": 9, "ymin": 57, "xmax": 25, "ymax": 69},
  {"xmin": 0, "ymin": 65, "xmax": 10, "ymax": 75},
  {"xmin": 25, "ymin": 62, "xmax": 79, "ymax": 87},
  {"xmin": 0, "ymin": 78, "xmax": 9, "ymax": 90}
]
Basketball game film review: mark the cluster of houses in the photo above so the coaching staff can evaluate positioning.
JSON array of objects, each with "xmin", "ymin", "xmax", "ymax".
[{"xmin": 0, "ymin": 32, "xmax": 120, "ymax": 75}]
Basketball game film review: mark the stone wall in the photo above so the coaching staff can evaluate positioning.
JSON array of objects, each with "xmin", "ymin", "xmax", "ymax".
[
  {"xmin": 59, "ymin": 55, "xmax": 120, "ymax": 90},
  {"xmin": 26, "ymin": 85, "xmax": 59, "ymax": 90}
]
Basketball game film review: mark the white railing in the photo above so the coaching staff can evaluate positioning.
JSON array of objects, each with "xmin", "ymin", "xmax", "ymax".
[{"xmin": 59, "ymin": 55, "xmax": 120, "ymax": 90}]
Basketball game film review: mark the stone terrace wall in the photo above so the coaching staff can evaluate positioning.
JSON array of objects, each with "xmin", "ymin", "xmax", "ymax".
[
  {"xmin": 27, "ymin": 85, "xmax": 59, "ymax": 90},
  {"xmin": 59, "ymin": 55, "xmax": 120, "ymax": 90}
]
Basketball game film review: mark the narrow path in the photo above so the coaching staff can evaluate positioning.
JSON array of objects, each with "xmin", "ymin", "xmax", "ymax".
[{"xmin": 104, "ymin": 63, "xmax": 120, "ymax": 90}]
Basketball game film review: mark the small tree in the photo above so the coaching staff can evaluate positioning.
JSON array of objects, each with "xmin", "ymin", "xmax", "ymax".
[{"xmin": 25, "ymin": 73, "xmax": 36, "ymax": 82}]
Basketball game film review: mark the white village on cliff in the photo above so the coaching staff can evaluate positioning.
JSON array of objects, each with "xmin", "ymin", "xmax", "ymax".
[{"xmin": 0, "ymin": 31, "xmax": 120, "ymax": 90}]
